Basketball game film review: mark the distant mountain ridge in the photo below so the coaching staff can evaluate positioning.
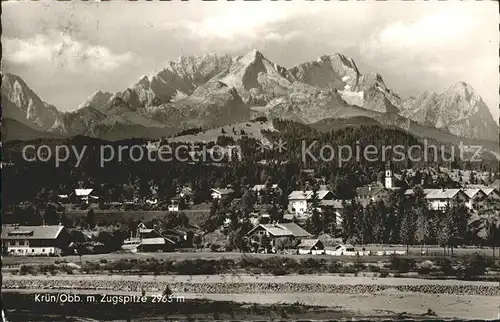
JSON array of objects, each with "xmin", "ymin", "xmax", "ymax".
[{"xmin": 2, "ymin": 49, "xmax": 498, "ymax": 145}]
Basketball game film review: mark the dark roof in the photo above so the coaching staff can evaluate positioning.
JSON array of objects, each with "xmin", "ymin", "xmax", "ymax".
[
  {"xmin": 297, "ymin": 239, "xmax": 324, "ymax": 250},
  {"xmin": 2, "ymin": 225, "xmax": 65, "ymax": 240},
  {"xmin": 356, "ymin": 186, "xmax": 388, "ymax": 197},
  {"xmin": 247, "ymin": 222, "xmax": 312, "ymax": 238},
  {"xmin": 211, "ymin": 188, "xmax": 235, "ymax": 195},
  {"xmin": 279, "ymin": 222, "xmax": 312, "ymax": 238},
  {"xmin": 490, "ymin": 179, "xmax": 500, "ymax": 188}
]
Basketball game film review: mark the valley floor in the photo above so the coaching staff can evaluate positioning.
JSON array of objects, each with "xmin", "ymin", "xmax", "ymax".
[{"xmin": 3, "ymin": 274, "xmax": 500, "ymax": 320}]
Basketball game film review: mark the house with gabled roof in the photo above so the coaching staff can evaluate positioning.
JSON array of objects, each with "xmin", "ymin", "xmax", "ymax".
[
  {"xmin": 247, "ymin": 222, "xmax": 312, "ymax": 240},
  {"xmin": 211, "ymin": 188, "xmax": 235, "ymax": 200},
  {"xmin": 481, "ymin": 188, "xmax": 500, "ymax": 200},
  {"xmin": 297, "ymin": 239, "xmax": 325, "ymax": 254},
  {"xmin": 246, "ymin": 222, "xmax": 312, "ymax": 253},
  {"xmin": 489, "ymin": 179, "xmax": 500, "ymax": 189},
  {"xmin": 463, "ymin": 189, "xmax": 488, "ymax": 211},
  {"xmin": 355, "ymin": 186, "xmax": 390, "ymax": 201},
  {"xmin": 70, "ymin": 188, "xmax": 99, "ymax": 204},
  {"xmin": 423, "ymin": 189, "xmax": 469, "ymax": 210},
  {"xmin": 251, "ymin": 183, "xmax": 282, "ymax": 197},
  {"xmin": 1, "ymin": 225, "xmax": 71, "ymax": 256}
]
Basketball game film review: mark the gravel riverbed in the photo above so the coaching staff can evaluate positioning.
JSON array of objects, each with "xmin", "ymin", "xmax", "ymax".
[{"xmin": 3, "ymin": 275, "xmax": 500, "ymax": 296}]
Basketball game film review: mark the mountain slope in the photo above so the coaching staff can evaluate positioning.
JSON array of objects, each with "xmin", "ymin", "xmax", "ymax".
[
  {"xmin": 141, "ymin": 81, "xmax": 251, "ymax": 129},
  {"xmin": 2, "ymin": 118, "xmax": 64, "ymax": 141},
  {"xmin": 1, "ymin": 73, "xmax": 60, "ymax": 130},
  {"xmin": 401, "ymin": 82, "xmax": 499, "ymax": 141},
  {"xmin": 288, "ymin": 54, "xmax": 401, "ymax": 114},
  {"xmin": 211, "ymin": 49, "xmax": 293, "ymax": 105}
]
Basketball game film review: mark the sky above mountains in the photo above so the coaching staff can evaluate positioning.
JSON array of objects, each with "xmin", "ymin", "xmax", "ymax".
[{"xmin": 2, "ymin": 1, "xmax": 498, "ymax": 122}]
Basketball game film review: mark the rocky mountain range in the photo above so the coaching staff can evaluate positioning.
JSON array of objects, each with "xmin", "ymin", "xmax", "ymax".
[{"xmin": 2, "ymin": 50, "xmax": 498, "ymax": 145}]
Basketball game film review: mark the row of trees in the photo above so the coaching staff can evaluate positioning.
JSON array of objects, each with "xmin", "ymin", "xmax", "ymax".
[{"xmin": 338, "ymin": 188, "xmax": 500, "ymax": 256}]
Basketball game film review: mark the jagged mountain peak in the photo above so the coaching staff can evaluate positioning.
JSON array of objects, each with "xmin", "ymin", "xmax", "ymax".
[
  {"xmin": 402, "ymin": 81, "xmax": 498, "ymax": 141},
  {"xmin": 136, "ymin": 75, "xmax": 151, "ymax": 87},
  {"xmin": 289, "ymin": 52, "xmax": 360, "ymax": 91},
  {"xmin": 1, "ymin": 72, "xmax": 61, "ymax": 130},
  {"xmin": 234, "ymin": 49, "xmax": 268, "ymax": 67},
  {"xmin": 445, "ymin": 81, "xmax": 478, "ymax": 101},
  {"xmin": 318, "ymin": 53, "xmax": 359, "ymax": 71},
  {"xmin": 77, "ymin": 90, "xmax": 114, "ymax": 110},
  {"xmin": 3, "ymin": 72, "xmax": 23, "ymax": 83}
]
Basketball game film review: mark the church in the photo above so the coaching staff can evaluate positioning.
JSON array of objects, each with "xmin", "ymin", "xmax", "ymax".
[{"xmin": 355, "ymin": 164, "xmax": 400, "ymax": 201}]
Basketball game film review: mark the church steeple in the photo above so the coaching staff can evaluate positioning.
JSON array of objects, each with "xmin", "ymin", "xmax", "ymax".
[{"xmin": 385, "ymin": 162, "xmax": 393, "ymax": 189}]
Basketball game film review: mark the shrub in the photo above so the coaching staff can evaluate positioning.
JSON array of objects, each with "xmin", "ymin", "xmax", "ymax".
[
  {"xmin": 340, "ymin": 265, "xmax": 358, "ymax": 274},
  {"xmin": 106, "ymin": 259, "xmax": 133, "ymax": 271},
  {"xmin": 379, "ymin": 271, "xmax": 389, "ymax": 278},
  {"xmin": 61, "ymin": 265, "xmax": 75, "ymax": 274},
  {"xmin": 417, "ymin": 267, "xmax": 432, "ymax": 275},
  {"xmin": 271, "ymin": 268, "xmax": 287, "ymax": 276},
  {"xmin": 462, "ymin": 253, "xmax": 491, "ymax": 278},
  {"xmin": 240, "ymin": 255, "xmax": 263, "ymax": 269},
  {"xmin": 367, "ymin": 264, "xmax": 381, "ymax": 273},
  {"xmin": 436, "ymin": 257, "xmax": 455, "ymax": 276},
  {"xmin": 353, "ymin": 260, "xmax": 365, "ymax": 272},
  {"xmin": 40, "ymin": 264, "xmax": 58, "ymax": 274},
  {"xmin": 174, "ymin": 259, "xmax": 218, "ymax": 275},
  {"xmin": 19, "ymin": 265, "xmax": 38, "ymax": 275},
  {"xmin": 389, "ymin": 255, "xmax": 415, "ymax": 273},
  {"xmin": 327, "ymin": 261, "xmax": 341, "ymax": 273},
  {"xmin": 261, "ymin": 256, "xmax": 297, "ymax": 273},
  {"xmin": 82, "ymin": 262, "xmax": 100, "ymax": 273}
]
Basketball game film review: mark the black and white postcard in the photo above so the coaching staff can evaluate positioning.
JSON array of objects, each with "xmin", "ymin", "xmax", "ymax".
[{"xmin": 2, "ymin": 1, "xmax": 500, "ymax": 321}]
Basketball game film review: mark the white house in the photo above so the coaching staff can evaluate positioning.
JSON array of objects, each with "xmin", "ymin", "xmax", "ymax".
[
  {"xmin": 463, "ymin": 189, "xmax": 488, "ymax": 211},
  {"xmin": 423, "ymin": 189, "xmax": 470, "ymax": 210},
  {"xmin": 1, "ymin": 225, "xmax": 71, "ymax": 256},
  {"xmin": 288, "ymin": 190, "xmax": 335, "ymax": 214},
  {"xmin": 251, "ymin": 184, "xmax": 280, "ymax": 196},
  {"xmin": 72, "ymin": 189, "xmax": 98, "ymax": 204}
]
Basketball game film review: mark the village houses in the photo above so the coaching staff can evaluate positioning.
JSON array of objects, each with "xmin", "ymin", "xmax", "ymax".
[{"xmin": 2, "ymin": 225, "xmax": 72, "ymax": 256}]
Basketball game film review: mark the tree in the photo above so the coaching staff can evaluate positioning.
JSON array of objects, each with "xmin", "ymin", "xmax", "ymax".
[
  {"xmin": 481, "ymin": 198, "xmax": 500, "ymax": 257},
  {"xmin": 259, "ymin": 234, "xmax": 271, "ymax": 253},
  {"xmin": 268, "ymin": 204, "xmax": 283, "ymax": 223},
  {"xmin": 322, "ymin": 207, "xmax": 337, "ymax": 236},
  {"xmin": 305, "ymin": 186, "xmax": 323, "ymax": 236},
  {"xmin": 448, "ymin": 203, "xmax": 470, "ymax": 255},
  {"xmin": 413, "ymin": 187, "xmax": 431, "ymax": 254},
  {"xmin": 274, "ymin": 237, "xmax": 291, "ymax": 252},
  {"xmin": 86, "ymin": 209, "xmax": 96, "ymax": 230},
  {"xmin": 44, "ymin": 204, "xmax": 59, "ymax": 225},
  {"xmin": 485, "ymin": 218, "xmax": 500, "ymax": 258},
  {"xmin": 341, "ymin": 200, "xmax": 356, "ymax": 243},
  {"xmin": 193, "ymin": 234, "xmax": 203, "ymax": 250},
  {"xmin": 371, "ymin": 200, "xmax": 387, "ymax": 244},
  {"xmin": 229, "ymin": 227, "xmax": 247, "ymax": 252},
  {"xmin": 399, "ymin": 207, "xmax": 417, "ymax": 254}
]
